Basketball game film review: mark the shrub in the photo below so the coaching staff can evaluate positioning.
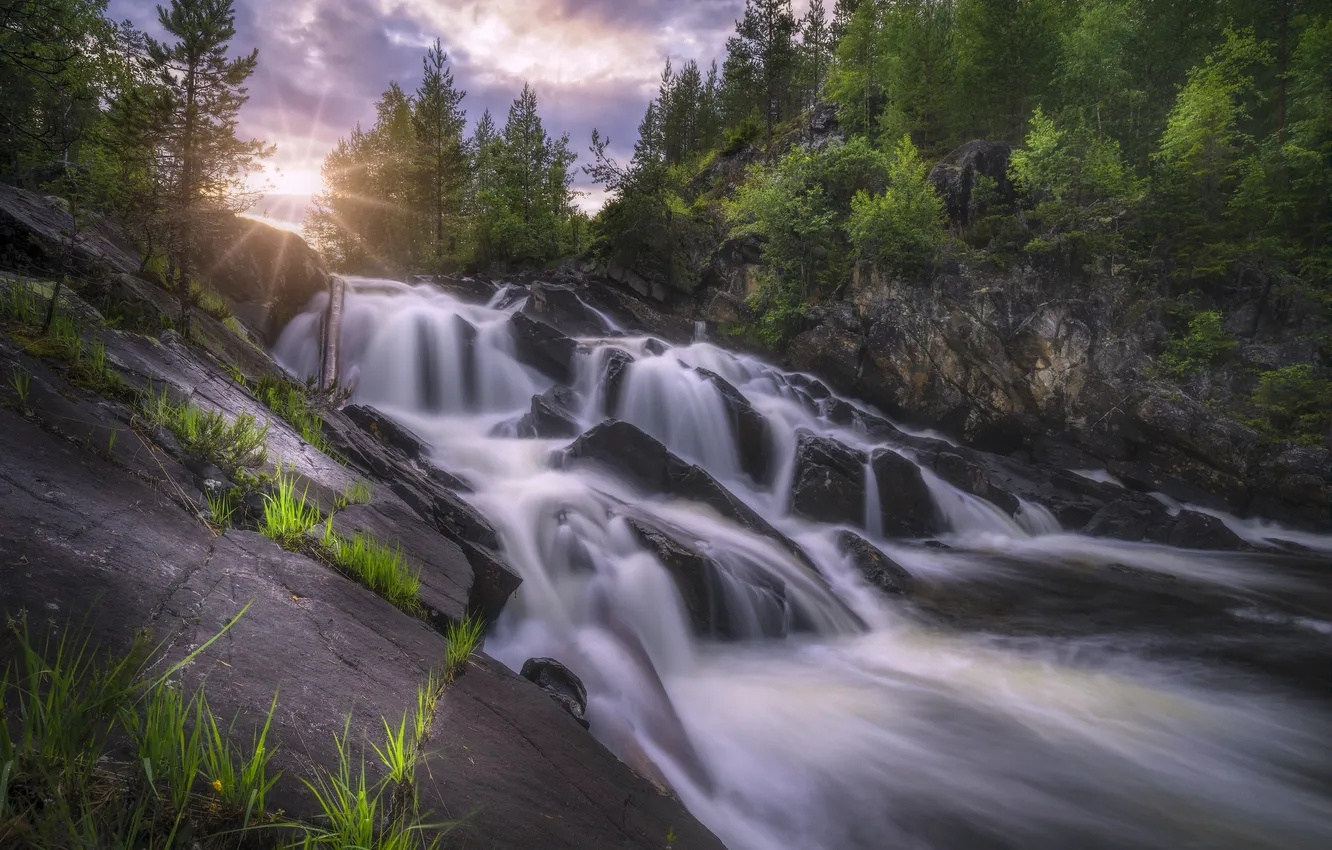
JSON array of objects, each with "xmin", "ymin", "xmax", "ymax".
[
  {"xmin": 722, "ymin": 115, "xmax": 763, "ymax": 155},
  {"xmin": 1157, "ymin": 310, "xmax": 1237, "ymax": 379},
  {"xmin": 847, "ymin": 135, "xmax": 947, "ymax": 277},
  {"xmin": 1249, "ymin": 364, "xmax": 1332, "ymax": 444},
  {"xmin": 142, "ymin": 386, "xmax": 269, "ymax": 472}
]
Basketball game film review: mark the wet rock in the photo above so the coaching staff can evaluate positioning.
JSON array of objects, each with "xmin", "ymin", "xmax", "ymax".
[
  {"xmin": 600, "ymin": 348, "xmax": 635, "ymax": 416},
  {"xmin": 509, "ymin": 312, "xmax": 577, "ymax": 384},
  {"xmin": 522, "ymin": 281, "xmax": 605, "ymax": 336},
  {"xmin": 1083, "ymin": 497, "xmax": 1174, "ymax": 543},
  {"xmin": 1167, "ymin": 510, "xmax": 1247, "ymax": 551},
  {"xmin": 626, "ymin": 518, "xmax": 787, "ymax": 640},
  {"xmin": 414, "ymin": 273, "xmax": 496, "ymax": 303},
  {"xmin": 871, "ymin": 449, "xmax": 942, "ymax": 537},
  {"xmin": 932, "ymin": 451, "xmax": 1020, "ymax": 516},
  {"xmin": 344, "ymin": 404, "xmax": 429, "ymax": 458},
  {"xmin": 927, "ymin": 140, "xmax": 1014, "ymax": 228},
  {"xmin": 643, "ymin": 338, "xmax": 670, "ymax": 356},
  {"xmin": 836, "ymin": 531, "xmax": 914, "ymax": 595},
  {"xmin": 517, "ymin": 389, "xmax": 581, "ymax": 438},
  {"xmin": 520, "ymin": 658, "xmax": 590, "ymax": 729},
  {"xmin": 0, "ymin": 185, "xmax": 140, "ymax": 278},
  {"xmin": 696, "ymin": 367, "xmax": 774, "ymax": 486},
  {"xmin": 786, "ymin": 321, "xmax": 863, "ymax": 400},
  {"xmin": 790, "ymin": 435, "xmax": 868, "ymax": 527}
]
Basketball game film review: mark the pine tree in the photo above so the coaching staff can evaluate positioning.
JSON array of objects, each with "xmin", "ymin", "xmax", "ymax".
[
  {"xmin": 800, "ymin": 0, "xmax": 833, "ymax": 114},
  {"xmin": 728, "ymin": 0, "xmax": 799, "ymax": 133},
  {"xmin": 412, "ymin": 39, "xmax": 466, "ymax": 266},
  {"xmin": 145, "ymin": 0, "xmax": 271, "ymax": 299}
]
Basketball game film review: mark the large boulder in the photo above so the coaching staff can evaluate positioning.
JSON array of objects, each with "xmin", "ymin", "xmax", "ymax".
[
  {"xmin": 931, "ymin": 451, "xmax": 1020, "ymax": 516},
  {"xmin": 195, "ymin": 212, "xmax": 330, "ymax": 342},
  {"xmin": 600, "ymin": 348, "xmax": 635, "ymax": 416},
  {"xmin": 871, "ymin": 449, "xmax": 942, "ymax": 537},
  {"xmin": 927, "ymin": 140, "xmax": 1014, "ymax": 229},
  {"xmin": 520, "ymin": 658, "xmax": 590, "ymax": 729},
  {"xmin": 696, "ymin": 367, "xmax": 774, "ymax": 486},
  {"xmin": 516, "ymin": 387, "xmax": 581, "ymax": 438},
  {"xmin": 509, "ymin": 312, "xmax": 578, "ymax": 383},
  {"xmin": 790, "ymin": 434, "xmax": 868, "ymax": 527},
  {"xmin": 522, "ymin": 281, "xmax": 608, "ymax": 336},
  {"xmin": 1166, "ymin": 510, "xmax": 1247, "ymax": 551},
  {"xmin": 627, "ymin": 518, "xmax": 787, "ymax": 640},
  {"xmin": 1083, "ymin": 497, "xmax": 1175, "ymax": 543},
  {"xmin": 836, "ymin": 531, "xmax": 914, "ymax": 596},
  {"xmin": 785, "ymin": 313, "xmax": 864, "ymax": 398}
]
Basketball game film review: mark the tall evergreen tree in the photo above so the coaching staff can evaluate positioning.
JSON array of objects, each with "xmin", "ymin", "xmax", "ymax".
[
  {"xmin": 727, "ymin": 0, "xmax": 800, "ymax": 132},
  {"xmin": 800, "ymin": 0, "xmax": 833, "ymax": 114},
  {"xmin": 412, "ymin": 39, "xmax": 466, "ymax": 265}
]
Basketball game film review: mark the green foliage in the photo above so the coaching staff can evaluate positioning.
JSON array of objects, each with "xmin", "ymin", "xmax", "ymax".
[
  {"xmin": 335, "ymin": 479, "xmax": 375, "ymax": 510},
  {"xmin": 847, "ymin": 135, "xmax": 947, "ymax": 276},
  {"xmin": 444, "ymin": 615, "xmax": 485, "ymax": 682},
  {"xmin": 259, "ymin": 470, "xmax": 323, "ymax": 548},
  {"xmin": 204, "ymin": 487, "xmax": 240, "ymax": 529},
  {"xmin": 201, "ymin": 691, "xmax": 281, "ymax": 824},
  {"xmin": 1009, "ymin": 107, "xmax": 1143, "ymax": 270},
  {"xmin": 9, "ymin": 365, "xmax": 32, "ymax": 405},
  {"xmin": 320, "ymin": 522, "xmax": 422, "ymax": 614},
  {"xmin": 722, "ymin": 116, "xmax": 764, "ymax": 155},
  {"xmin": 1248, "ymin": 365, "xmax": 1332, "ymax": 445},
  {"xmin": 185, "ymin": 279, "xmax": 233, "ymax": 321},
  {"xmin": 249, "ymin": 373, "xmax": 333, "ymax": 454},
  {"xmin": 0, "ymin": 279, "xmax": 44, "ymax": 326},
  {"xmin": 142, "ymin": 386, "xmax": 269, "ymax": 472},
  {"xmin": 1157, "ymin": 310, "xmax": 1237, "ymax": 379}
]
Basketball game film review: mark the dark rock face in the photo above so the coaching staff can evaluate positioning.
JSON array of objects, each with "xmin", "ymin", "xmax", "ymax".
[
  {"xmin": 790, "ymin": 434, "xmax": 868, "ymax": 526},
  {"xmin": 344, "ymin": 403, "xmax": 429, "ymax": 458},
  {"xmin": 1083, "ymin": 497, "xmax": 1175, "ymax": 543},
  {"xmin": 522, "ymin": 281, "xmax": 606, "ymax": 336},
  {"xmin": 195, "ymin": 212, "xmax": 330, "ymax": 342},
  {"xmin": 517, "ymin": 388, "xmax": 581, "ymax": 438},
  {"xmin": 520, "ymin": 658, "xmax": 590, "ymax": 729},
  {"xmin": 0, "ymin": 185, "xmax": 141, "ymax": 278},
  {"xmin": 927, "ymin": 140, "xmax": 1014, "ymax": 229},
  {"xmin": 931, "ymin": 451, "xmax": 1020, "ymax": 516},
  {"xmin": 627, "ymin": 518, "xmax": 788, "ymax": 640},
  {"xmin": 837, "ymin": 531, "xmax": 914, "ymax": 595},
  {"xmin": 1167, "ymin": 510, "xmax": 1247, "ymax": 550},
  {"xmin": 509, "ymin": 312, "xmax": 577, "ymax": 383},
  {"xmin": 413, "ymin": 273, "xmax": 497, "ymax": 303},
  {"xmin": 696, "ymin": 367, "xmax": 774, "ymax": 486},
  {"xmin": 600, "ymin": 348, "xmax": 635, "ymax": 416},
  {"xmin": 871, "ymin": 449, "xmax": 943, "ymax": 537},
  {"xmin": 786, "ymin": 316, "xmax": 864, "ymax": 399}
]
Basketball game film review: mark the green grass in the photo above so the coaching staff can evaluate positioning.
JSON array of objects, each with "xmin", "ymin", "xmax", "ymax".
[
  {"xmin": 260, "ymin": 470, "xmax": 324, "ymax": 547},
  {"xmin": 0, "ymin": 606, "xmax": 276, "ymax": 848},
  {"xmin": 320, "ymin": 521, "xmax": 422, "ymax": 613},
  {"xmin": 0, "ymin": 278, "xmax": 43, "ymax": 325},
  {"xmin": 186, "ymin": 280, "xmax": 233, "ymax": 321},
  {"xmin": 143, "ymin": 385, "xmax": 269, "ymax": 472},
  {"xmin": 201, "ymin": 691, "xmax": 281, "ymax": 825},
  {"xmin": 204, "ymin": 487, "xmax": 240, "ymax": 529},
  {"xmin": 334, "ymin": 479, "xmax": 374, "ymax": 510},
  {"xmin": 8, "ymin": 365, "xmax": 30, "ymax": 404},
  {"xmin": 255, "ymin": 374, "xmax": 334, "ymax": 453},
  {"xmin": 444, "ymin": 615, "xmax": 485, "ymax": 682}
]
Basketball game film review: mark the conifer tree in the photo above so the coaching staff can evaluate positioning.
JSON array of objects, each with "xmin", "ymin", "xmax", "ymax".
[{"xmin": 413, "ymin": 39, "xmax": 466, "ymax": 265}]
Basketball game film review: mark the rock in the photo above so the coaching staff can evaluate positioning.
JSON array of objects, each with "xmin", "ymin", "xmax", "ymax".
[
  {"xmin": 786, "ymin": 321, "xmax": 863, "ymax": 400},
  {"xmin": 643, "ymin": 338, "xmax": 670, "ymax": 356},
  {"xmin": 600, "ymin": 348, "xmax": 635, "ymax": 416},
  {"xmin": 0, "ymin": 185, "xmax": 141, "ymax": 278},
  {"xmin": 871, "ymin": 449, "xmax": 942, "ymax": 537},
  {"xmin": 1083, "ymin": 497, "xmax": 1174, "ymax": 543},
  {"xmin": 932, "ymin": 451, "xmax": 1020, "ymax": 515},
  {"xmin": 414, "ymin": 273, "xmax": 497, "ymax": 303},
  {"xmin": 790, "ymin": 435, "xmax": 868, "ymax": 527},
  {"xmin": 509, "ymin": 312, "xmax": 577, "ymax": 383},
  {"xmin": 194, "ymin": 211, "xmax": 330, "ymax": 342},
  {"xmin": 517, "ymin": 389, "xmax": 581, "ymax": 438},
  {"xmin": 344, "ymin": 403, "xmax": 429, "ymax": 458},
  {"xmin": 522, "ymin": 282, "xmax": 605, "ymax": 336},
  {"xmin": 627, "ymin": 518, "xmax": 787, "ymax": 640},
  {"xmin": 836, "ymin": 531, "xmax": 914, "ymax": 595},
  {"xmin": 1167, "ymin": 510, "xmax": 1246, "ymax": 550},
  {"xmin": 520, "ymin": 658, "xmax": 590, "ymax": 729},
  {"xmin": 696, "ymin": 367, "xmax": 774, "ymax": 486},
  {"xmin": 927, "ymin": 140, "xmax": 1014, "ymax": 228}
]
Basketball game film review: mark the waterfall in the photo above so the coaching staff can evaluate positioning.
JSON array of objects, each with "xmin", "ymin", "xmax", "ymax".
[
  {"xmin": 694, "ymin": 320, "xmax": 707, "ymax": 342},
  {"xmin": 272, "ymin": 277, "xmax": 1332, "ymax": 850}
]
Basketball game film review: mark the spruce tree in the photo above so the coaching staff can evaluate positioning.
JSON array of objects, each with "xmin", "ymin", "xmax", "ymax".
[{"xmin": 412, "ymin": 39, "xmax": 467, "ymax": 266}]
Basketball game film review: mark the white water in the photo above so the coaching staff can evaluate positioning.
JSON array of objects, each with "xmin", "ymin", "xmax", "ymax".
[{"xmin": 276, "ymin": 278, "xmax": 1332, "ymax": 850}]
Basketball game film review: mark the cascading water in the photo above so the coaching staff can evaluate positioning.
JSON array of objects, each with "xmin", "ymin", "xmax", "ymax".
[{"xmin": 276, "ymin": 277, "xmax": 1332, "ymax": 850}]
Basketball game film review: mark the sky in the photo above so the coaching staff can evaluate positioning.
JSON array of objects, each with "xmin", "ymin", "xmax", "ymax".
[{"xmin": 106, "ymin": 0, "xmax": 771, "ymax": 232}]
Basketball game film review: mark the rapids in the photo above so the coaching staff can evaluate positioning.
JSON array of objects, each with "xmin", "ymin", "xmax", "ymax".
[{"xmin": 277, "ymin": 277, "xmax": 1332, "ymax": 850}]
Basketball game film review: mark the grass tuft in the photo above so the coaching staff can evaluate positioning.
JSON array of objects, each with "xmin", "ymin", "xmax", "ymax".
[
  {"xmin": 334, "ymin": 479, "xmax": 374, "ymax": 510},
  {"xmin": 185, "ymin": 280, "xmax": 233, "ymax": 321},
  {"xmin": 143, "ymin": 385, "xmax": 269, "ymax": 472},
  {"xmin": 260, "ymin": 470, "xmax": 323, "ymax": 547},
  {"xmin": 8, "ymin": 365, "xmax": 31, "ymax": 404},
  {"xmin": 320, "ymin": 521, "xmax": 421, "ymax": 613},
  {"xmin": 444, "ymin": 615, "xmax": 485, "ymax": 682},
  {"xmin": 204, "ymin": 487, "xmax": 240, "ymax": 529}
]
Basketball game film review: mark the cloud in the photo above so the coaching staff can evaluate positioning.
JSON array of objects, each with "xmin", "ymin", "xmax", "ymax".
[{"xmin": 107, "ymin": 0, "xmax": 753, "ymax": 212}]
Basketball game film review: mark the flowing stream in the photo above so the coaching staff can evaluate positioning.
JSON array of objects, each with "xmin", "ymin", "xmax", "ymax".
[{"xmin": 277, "ymin": 277, "xmax": 1332, "ymax": 850}]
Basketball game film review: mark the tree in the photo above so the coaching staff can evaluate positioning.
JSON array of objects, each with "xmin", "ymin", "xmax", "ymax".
[
  {"xmin": 412, "ymin": 39, "xmax": 466, "ymax": 266},
  {"xmin": 953, "ymin": 0, "xmax": 1061, "ymax": 140},
  {"xmin": 800, "ymin": 0, "xmax": 833, "ymax": 115},
  {"xmin": 145, "ymin": 0, "xmax": 272, "ymax": 314},
  {"xmin": 727, "ymin": 0, "xmax": 799, "ymax": 133}
]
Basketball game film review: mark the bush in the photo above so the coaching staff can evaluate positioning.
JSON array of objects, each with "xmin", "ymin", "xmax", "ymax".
[
  {"xmin": 142, "ymin": 387, "xmax": 269, "ymax": 472},
  {"xmin": 722, "ymin": 115, "xmax": 763, "ymax": 155},
  {"xmin": 847, "ymin": 135, "xmax": 947, "ymax": 277},
  {"xmin": 1157, "ymin": 310, "xmax": 1236, "ymax": 379},
  {"xmin": 1249, "ymin": 364, "xmax": 1332, "ymax": 444}
]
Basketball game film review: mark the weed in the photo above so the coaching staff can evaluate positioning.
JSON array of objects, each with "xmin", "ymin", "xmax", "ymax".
[
  {"xmin": 334, "ymin": 479, "xmax": 374, "ymax": 510},
  {"xmin": 201, "ymin": 691, "xmax": 281, "ymax": 825},
  {"xmin": 107, "ymin": 428, "xmax": 118, "ymax": 455},
  {"xmin": 68, "ymin": 339, "xmax": 129, "ymax": 396},
  {"xmin": 132, "ymin": 682, "xmax": 207, "ymax": 816},
  {"xmin": 204, "ymin": 487, "xmax": 240, "ymax": 529},
  {"xmin": 444, "ymin": 615, "xmax": 485, "ymax": 681},
  {"xmin": 186, "ymin": 279, "xmax": 233, "ymax": 321},
  {"xmin": 143, "ymin": 386, "xmax": 269, "ymax": 472},
  {"xmin": 261, "ymin": 471, "xmax": 323, "ymax": 547},
  {"xmin": 0, "ymin": 278, "xmax": 43, "ymax": 325},
  {"xmin": 251, "ymin": 374, "xmax": 333, "ymax": 453},
  {"xmin": 320, "ymin": 521, "xmax": 421, "ymax": 612},
  {"xmin": 8, "ymin": 365, "xmax": 30, "ymax": 404}
]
